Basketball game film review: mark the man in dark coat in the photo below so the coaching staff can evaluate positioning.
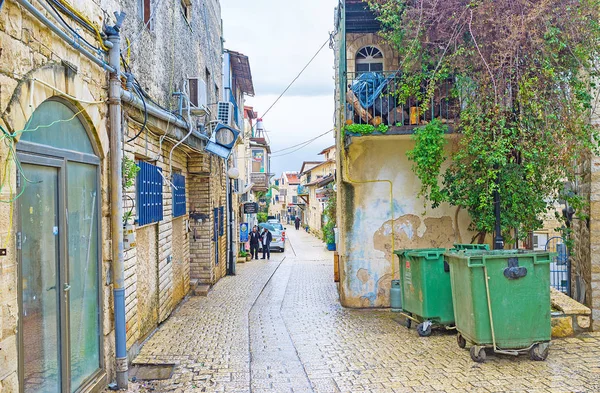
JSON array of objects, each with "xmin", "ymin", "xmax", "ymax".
[
  {"xmin": 295, "ymin": 216, "xmax": 301, "ymax": 230},
  {"xmin": 261, "ymin": 227, "xmax": 273, "ymax": 260},
  {"xmin": 249, "ymin": 226, "xmax": 261, "ymax": 260}
]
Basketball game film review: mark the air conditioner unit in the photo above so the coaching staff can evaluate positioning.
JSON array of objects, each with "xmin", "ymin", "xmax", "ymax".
[
  {"xmin": 187, "ymin": 77, "xmax": 207, "ymax": 115},
  {"xmin": 217, "ymin": 101, "xmax": 234, "ymax": 127}
]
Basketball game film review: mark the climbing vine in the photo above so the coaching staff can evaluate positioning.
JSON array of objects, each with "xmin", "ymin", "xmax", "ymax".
[{"xmin": 370, "ymin": 0, "xmax": 600, "ymax": 242}]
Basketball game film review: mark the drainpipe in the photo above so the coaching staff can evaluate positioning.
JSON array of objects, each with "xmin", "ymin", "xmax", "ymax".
[
  {"xmin": 226, "ymin": 158, "xmax": 235, "ymax": 275},
  {"xmin": 106, "ymin": 14, "xmax": 128, "ymax": 390},
  {"xmin": 15, "ymin": 0, "xmax": 115, "ymax": 72}
]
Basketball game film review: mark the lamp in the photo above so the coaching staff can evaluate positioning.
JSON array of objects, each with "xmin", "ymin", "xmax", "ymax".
[{"xmin": 205, "ymin": 123, "xmax": 240, "ymax": 159}]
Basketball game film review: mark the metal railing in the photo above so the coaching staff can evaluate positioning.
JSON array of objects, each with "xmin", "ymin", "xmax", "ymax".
[
  {"xmin": 545, "ymin": 236, "xmax": 571, "ymax": 296},
  {"xmin": 344, "ymin": 71, "xmax": 460, "ymax": 130}
]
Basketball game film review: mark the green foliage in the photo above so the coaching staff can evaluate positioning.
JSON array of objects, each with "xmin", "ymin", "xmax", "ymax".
[
  {"xmin": 344, "ymin": 123, "xmax": 390, "ymax": 136},
  {"xmin": 322, "ymin": 193, "xmax": 337, "ymax": 244},
  {"xmin": 371, "ymin": 0, "xmax": 600, "ymax": 242},
  {"xmin": 257, "ymin": 212, "xmax": 268, "ymax": 223},
  {"xmin": 239, "ymin": 250, "xmax": 248, "ymax": 257},
  {"xmin": 122, "ymin": 156, "xmax": 140, "ymax": 189},
  {"xmin": 406, "ymin": 119, "xmax": 447, "ymax": 207}
]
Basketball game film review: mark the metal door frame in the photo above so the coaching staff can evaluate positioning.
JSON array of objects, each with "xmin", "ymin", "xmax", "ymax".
[{"xmin": 15, "ymin": 98, "xmax": 104, "ymax": 393}]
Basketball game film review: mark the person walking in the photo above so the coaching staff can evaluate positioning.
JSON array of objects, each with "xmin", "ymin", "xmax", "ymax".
[
  {"xmin": 249, "ymin": 225, "xmax": 261, "ymax": 260},
  {"xmin": 295, "ymin": 216, "xmax": 300, "ymax": 230},
  {"xmin": 261, "ymin": 227, "xmax": 272, "ymax": 260}
]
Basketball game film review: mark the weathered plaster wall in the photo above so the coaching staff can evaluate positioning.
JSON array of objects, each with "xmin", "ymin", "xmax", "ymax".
[{"xmin": 338, "ymin": 136, "xmax": 473, "ymax": 308}]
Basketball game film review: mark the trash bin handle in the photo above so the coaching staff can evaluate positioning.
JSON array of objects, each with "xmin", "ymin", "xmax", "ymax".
[
  {"xmin": 467, "ymin": 258, "xmax": 484, "ymax": 267},
  {"xmin": 533, "ymin": 253, "xmax": 553, "ymax": 264}
]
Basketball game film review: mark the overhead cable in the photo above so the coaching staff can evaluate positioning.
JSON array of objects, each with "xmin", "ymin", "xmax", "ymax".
[
  {"xmin": 270, "ymin": 129, "xmax": 333, "ymax": 158},
  {"xmin": 260, "ymin": 37, "xmax": 330, "ymax": 120}
]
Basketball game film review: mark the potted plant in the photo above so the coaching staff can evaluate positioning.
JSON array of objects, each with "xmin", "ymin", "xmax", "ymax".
[{"xmin": 238, "ymin": 250, "xmax": 249, "ymax": 263}]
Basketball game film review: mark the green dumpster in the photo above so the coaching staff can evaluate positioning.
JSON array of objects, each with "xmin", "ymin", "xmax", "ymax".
[
  {"xmin": 445, "ymin": 250, "xmax": 552, "ymax": 362},
  {"xmin": 453, "ymin": 243, "xmax": 490, "ymax": 251},
  {"xmin": 393, "ymin": 248, "xmax": 453, "ymax": 336}
]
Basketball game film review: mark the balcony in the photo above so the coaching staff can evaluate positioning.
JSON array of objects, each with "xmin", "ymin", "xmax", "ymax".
[
  {"xmin": 251, "ymin": 173, "xmax": 269, "ymax": 191},
  {"xmin": 344, "ymin": 72, "xmax": 459, "ymax": 137}
]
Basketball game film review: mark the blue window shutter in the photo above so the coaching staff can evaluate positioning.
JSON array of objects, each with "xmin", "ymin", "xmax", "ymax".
[
  {"xmin": 213, "ymin": 207, "xmax": 219, "ymax": 242},
  {"xmin": 219, "ymin": 206, "xmax": 224, "ymax": 236},
  {"xmin": 137, "ymin": 162, "xmax": 163, "ymax": 226},
  {"xmin": 172, "ymin": 173, "xmax": 186, "ymax": 218}
]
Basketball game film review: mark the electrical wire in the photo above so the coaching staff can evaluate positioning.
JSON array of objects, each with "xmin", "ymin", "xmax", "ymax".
[
  {"xmin": 30, "ymin": 78, "xmax": 107, "ymax": 105},
  {"xmin": 270, "ymin": 129, "xmax": 333, "ymax": 155},
  {"xmin": 127, "ymin": 85, "xmax": 148, "ymax": 143},
  {"xmin": 270, "ymin": 130, "xmax": 333, "ymax": 158},
  {"xmin": 260, "ymin": 38, "xmax": 330, "ymax": 120},
  {"xmin": 43, "ymin": 0, "xmax": 102, "ymax": 53},
  {"xmin": 124, "ymin": 0, "xmax": 167, "ymax": 52},
  {"xmin": 51, "ymin": 0, "xmax": 109, "ymax": 51}
]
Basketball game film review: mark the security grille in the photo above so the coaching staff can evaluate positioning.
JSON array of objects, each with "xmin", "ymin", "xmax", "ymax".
[
  {"xmin": 172, "ymin": 173, "xmax": 186, "ymax": 218},
  {"xmin": 137, "ymin": 162, "xmax": 164, "ymax": 226}
]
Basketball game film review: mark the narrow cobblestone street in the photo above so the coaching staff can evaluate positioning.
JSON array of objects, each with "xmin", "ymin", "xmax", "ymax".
[{"xmin": 129, "ymin": 229, "xmax": 600, "ymax": 393}]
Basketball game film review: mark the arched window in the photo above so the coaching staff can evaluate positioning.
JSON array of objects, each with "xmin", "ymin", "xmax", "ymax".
[
  {"xmin": 356, "ymin": 46, "xmax": 384, "ymax": 73},
  {"xmin": 17, "ymin": 98, "xmax": 101, "ymax": 393}
]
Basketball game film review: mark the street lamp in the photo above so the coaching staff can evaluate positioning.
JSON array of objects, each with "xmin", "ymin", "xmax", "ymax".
[{"xmin": 205, "ymin": 123, "xmax": 240, "ymax": 159}]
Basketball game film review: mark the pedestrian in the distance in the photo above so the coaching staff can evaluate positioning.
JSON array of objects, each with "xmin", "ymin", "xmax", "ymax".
[
  {"xmin": 261, "ymin": 227, "xmax": 272, "ymax": 260},
  {"xmin": 249, "ymin": 226, "xmax": 261, "ymax": 260},
  {"xmin": 295, "ymin": 216, "xmax": 300, "ymax": 230}
]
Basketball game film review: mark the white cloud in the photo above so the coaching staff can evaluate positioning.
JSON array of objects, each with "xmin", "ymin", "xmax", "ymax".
[{"xmin": 221, "ymin": 0, "xmax": 339, "ymax": 176}]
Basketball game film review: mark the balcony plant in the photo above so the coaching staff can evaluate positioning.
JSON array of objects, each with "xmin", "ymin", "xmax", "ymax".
[{"xmin": 370, "ymin": 0, "xmax": 600, "ymax": 245}]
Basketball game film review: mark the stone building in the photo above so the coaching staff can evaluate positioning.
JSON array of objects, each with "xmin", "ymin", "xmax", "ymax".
[
  {"xmin": 0, "ymin": 0, "xmax": 252, "ymax": 391},
  {"xmin": 332, "ymin": 0, "xmax": 473, "ymax": 308}
]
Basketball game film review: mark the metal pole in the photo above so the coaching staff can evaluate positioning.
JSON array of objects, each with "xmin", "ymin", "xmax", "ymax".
[
  {"xmin": 493, "ymin": 188, "xmax": 504, "ymax": 250},
  {"xmin": 107, "ymin": 21, "xmax": 128, "ymax": 389}
]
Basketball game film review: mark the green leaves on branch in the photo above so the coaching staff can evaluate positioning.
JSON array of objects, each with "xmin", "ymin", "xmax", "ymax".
[
  {"xmin": 344, "ymin": 123, "xmax": 389, "ymax": 136},
  {"xmin": 406, "ymin": 119, "xmax": 447, "ymax": 207},
  {"xmin": 322, "ymin": 193, "xmax": 337, "ymax": 244},
  {"xmin": 371, "ymin": 0, "xmax": 600, "ymax": 242}
]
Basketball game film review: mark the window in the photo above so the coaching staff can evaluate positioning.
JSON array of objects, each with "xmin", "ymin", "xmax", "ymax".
[
  {"xmin": 172, "ymin": 173, "xmax": 186, "ymax": 218},
  {"xmin": 205, "ymin": 68, "xmax": 211, "ymax": 103},
  {"xmin": 356, "ymin": 46, "xmax": 384, "ymax": 73},
  {"xmin": 252, "ymin": 149, "xmax": 265, "ymax": 173},
  {"xmin": 137, "ymin": 161, "xmax": 164, "ymax": 226},
  {"xmin": 181, "ymin": 0, "xmax": 191, "ymax": 21},
  {"xmin": 292, "ymin": 196, "xmax": 298, "ymax": 204},
  {"xmin": 141, "ymin": 0, "xmax": 153, "ymax": 29},
  {"xmin": 219, "ymin": 206, "xmax": 224, "ymax": 236}
]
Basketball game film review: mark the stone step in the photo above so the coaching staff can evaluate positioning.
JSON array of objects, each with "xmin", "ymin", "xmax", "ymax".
[{"xmin": 192, "ymin": 283, "xmax": 211, "ymax": 297}]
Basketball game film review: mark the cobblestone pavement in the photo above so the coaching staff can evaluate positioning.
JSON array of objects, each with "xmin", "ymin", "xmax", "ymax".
[{"xmin": 124, "ymin": 229, "xmax": 600, "ymax": 393}]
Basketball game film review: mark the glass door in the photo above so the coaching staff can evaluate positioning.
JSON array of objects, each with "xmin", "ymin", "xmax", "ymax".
[{"xmin": 19, "ymin": 163, "xmax": 62, "ymax": 393}]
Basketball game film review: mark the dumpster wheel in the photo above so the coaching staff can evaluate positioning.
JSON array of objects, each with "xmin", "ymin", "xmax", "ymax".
[
  {"xmin": 529, "ymin": 342, "xmax": 550, "ymax": 361},
  {"xmin": 417, "ymin": 322, "xmax": 432, "ymax": 337},
  {"xmin": 457, "ymin": 333, "xmax": 467, "ymax": 349},
  {"xmin": 470, "ymin": 346, "xmax": 486, "ymax": 363}
]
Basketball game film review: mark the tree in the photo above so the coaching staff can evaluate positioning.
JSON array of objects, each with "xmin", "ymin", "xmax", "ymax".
[{"xmin": 370, "ymin": 0, "xmax": 600, "ymax": 244}]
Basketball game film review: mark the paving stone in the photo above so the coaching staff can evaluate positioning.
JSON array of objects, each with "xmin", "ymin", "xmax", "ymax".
[{"xmin": 112, "ymin": 229, "xmax": 600, "ymax": 393}]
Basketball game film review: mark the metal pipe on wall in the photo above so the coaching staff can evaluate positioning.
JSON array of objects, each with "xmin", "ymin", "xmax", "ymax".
[
  {"xmin": 107, "ymin": 25, "xmax": 128, "ymax": 390},
  {"xmin": 15, "ymin": 0, "xmax": 115, "ymax": 73}
]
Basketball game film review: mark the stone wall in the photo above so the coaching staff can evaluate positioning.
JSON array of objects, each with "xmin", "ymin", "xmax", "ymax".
[{"xmin": 0, "ymin": 0, "xmax": 228, "ymax": 390}]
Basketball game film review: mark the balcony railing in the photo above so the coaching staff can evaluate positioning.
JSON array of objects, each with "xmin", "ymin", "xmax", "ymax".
[
  {"xmin": 344, "ymin": 72, "xmax": 459, "ymax": 134},
  {"xmin": 251, "ymin": 173, "xmax": 269, "ymax": 191}
]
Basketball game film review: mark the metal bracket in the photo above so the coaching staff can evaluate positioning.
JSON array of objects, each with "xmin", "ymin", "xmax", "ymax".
[{"xmin": 504, "ymin": 257, "xmax": 527, "ymax": 279}]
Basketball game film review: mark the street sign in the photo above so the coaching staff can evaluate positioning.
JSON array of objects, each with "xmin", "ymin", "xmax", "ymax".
[
  {"xmin": 240, "ymin": 223, "xmax": 249, "ymax": 242},
  {"xmin": 243, "ymin": 202, "xmax": 258, "ymax": 214}
]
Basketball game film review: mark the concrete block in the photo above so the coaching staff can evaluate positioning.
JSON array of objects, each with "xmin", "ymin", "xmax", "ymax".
[{"xmin": 551, "ymin": 316, "xmax": 574, "ymax": 338}]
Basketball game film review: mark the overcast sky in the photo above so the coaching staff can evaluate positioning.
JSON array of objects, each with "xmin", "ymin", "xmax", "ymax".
[{"xmin": 221, "ymin": 0, "xmax": 338, "ymax": 177}]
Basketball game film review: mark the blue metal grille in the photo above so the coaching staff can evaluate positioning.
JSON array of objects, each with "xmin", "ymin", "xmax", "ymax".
[
  {"xmin": 137, "ymin": 162, "xmax": 163, "ymax": 226},
  {"xmin": 545, "ymin": 236, "xmax": 571, "ymax": 296},
  {"xmin": 172, "ymin": 173, "xmax": 186, "ymax": 218},
  {"xmin": 213, "ymin": 207, "xmax": 219, "ymax": 242},
  {"xmin": 219, "ymin": 206, "xmax": 224, "ymax": 236}
]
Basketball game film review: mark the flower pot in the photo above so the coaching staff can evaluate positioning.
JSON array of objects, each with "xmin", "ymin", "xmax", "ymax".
[{"xmin": 327, "ymin": 243, "xmax": 336, "ymax": 251}]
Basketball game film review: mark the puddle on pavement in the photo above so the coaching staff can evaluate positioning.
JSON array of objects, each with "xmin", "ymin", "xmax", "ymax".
[{"xmin": 129, "ymin": 364, "xmax": 175, "ymax": 380}]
